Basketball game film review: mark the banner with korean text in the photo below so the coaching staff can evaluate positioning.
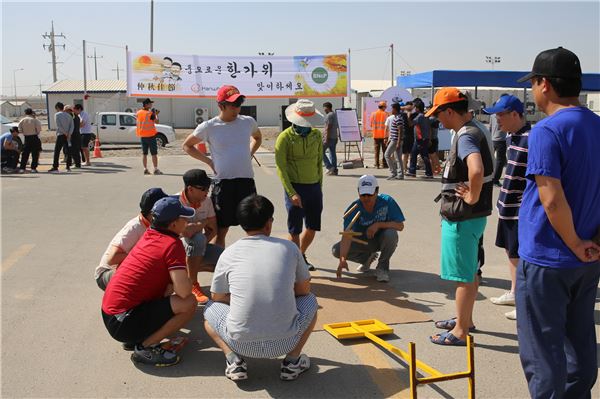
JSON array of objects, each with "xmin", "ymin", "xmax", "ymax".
[{"xmin": 126, "ymin": 51, "xmax": 348, "ymax": 98}]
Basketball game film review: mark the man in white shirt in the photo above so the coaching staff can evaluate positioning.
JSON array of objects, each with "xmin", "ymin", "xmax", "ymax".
[{"xmin": 182, "ymin": 85, "xmax": 262, "ymax": 247}]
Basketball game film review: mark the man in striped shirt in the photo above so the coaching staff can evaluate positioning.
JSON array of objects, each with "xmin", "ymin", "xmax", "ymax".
[
  {"xmin": 384, "ymin": 103, "xmax": 405, "ymax": 180},
  {"xmin": 482, "ymin": 95, "xmax": 529, "ymax": 320}
]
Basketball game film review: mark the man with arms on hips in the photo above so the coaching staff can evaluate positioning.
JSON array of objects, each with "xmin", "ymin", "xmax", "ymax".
[
  {"xmin": 427, "ymin": 87, "xmax": 494, "ymax": 346},
  {"xmin": 101, "ymin": 197, "xmax": 197, "ymax": 367},
  {"xmin": 322, "ymin": 102, "xmax": 339, "ymax": 175},
  {"xmin": 333, "ymin": 175, "xmax": 405, "ymax": 283},
  {"xmin": 95, "ymin": 187, "xmax": 168, "ymax": 291},
  {"xmin": 136, "ymin": 98, "xmax": 162, "ymax": 175},
  {"xmin": 18, "ymin": 108, "xmax": 42, "ymax": 173},
  {"xmin": 176, "ymin": 169, "xmax": 223, "ymax": 304},
  {"xmin": 275, "ymin": 99, "xmax": 324, "ymax": 271},
  {"xmin": 182, "ymin": 85, "xmax": 262, "ymax": 247},
  {"xmin": 204, "ymin": 195, "xmax": 317, "ymax": 381},
  {"xmin": 481, "ymin": 95, "xmax": 530, "ymax": 321},
  {"xmin": 74, "ymin": 104, "xmax": 93, "ymax": 166},
  {"xmin": 515, "ymin": 47, "xmax": 600, "ymax": 398}
]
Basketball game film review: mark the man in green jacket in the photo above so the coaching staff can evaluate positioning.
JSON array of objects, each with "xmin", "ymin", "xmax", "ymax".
[{"xmin": 275, "ymin": 99, "xmax": 325, "ymax": 271}]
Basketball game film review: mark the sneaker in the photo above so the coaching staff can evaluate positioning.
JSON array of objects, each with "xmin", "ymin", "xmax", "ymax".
[
  {"xmin": 131, "ymin": 344, "xmax": 179, "ymax": 367},
  {"xmin": 395, "ymin": 174, "xmax": 404, "ymax": 180},
  {"xmin": 302, "ymin": 254, "xmax": 316, "ymax": 271},
  {"xmin": 48, "ymin": 168, "xmax": 59, "ymax": 173},
  {"xmin": 280, "ymin": 354, "xmax": 310, "ymax": 381},
  {"xmin": 16, "ymin": 168, "xmax": 25, "ymax": 174},
  {"xmin": 66, "ymin": 167, "xmax": 72, "ymax": 172},
  {"xmin": 326, "ymin": 169, "xmax": 334, "ymax": 176},
  {"xmin": 225, "ymin": 358, "xmax": 248, "ymax": 381},
  {"xmin": 30, "ymin": 169, "xmax": 38, "ymax": 173},
  {"xmin": 405, "ymin": 173, "xmax": 416, "ymax": 177},
  {"xmin": 144, "ymin": 169, "xmax": 151, "ymax": 175},
  {"xmin": 375, "ymin": 269, "xmax": 390, "ymax": 282},
  {"xmin": 505, "ymin": 309, "xmax": 517, "ymax": 320},
  {"xmin": 153, "ymin": 169, "xmax": 163, "ymax": 175},
  {"xmin": 122, "ymin": 342, "xmax": 136, "ymax": 351},
  {"xmin": 356, "ymin": 252, "xmax": 378, "ymax": 273},
  {"xmin": 192, "ymin": 282, "xmax": 209, "ymax": 305},
  {"xmin": 490, "ymin": 291, "xmax": 515, "ymax": 306},
  {"xmin": 386, "ymin": 175, "xmax": 397, "ymax": 180}
]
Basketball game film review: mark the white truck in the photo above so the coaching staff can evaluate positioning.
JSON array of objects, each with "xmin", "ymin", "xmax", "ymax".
[{"xmin": 89, "ymin": 111, "xmax": 176, "ymax": 151}]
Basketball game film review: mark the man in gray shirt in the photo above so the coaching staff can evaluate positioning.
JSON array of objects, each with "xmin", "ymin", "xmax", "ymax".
[
  {"xmin": 49, "ymin": 102, "xmax": 74, "ymax": 173},
  {"xmin": 322, "ymin": 102, "xmax": 339, "ymax": 175},
  {"xmin": 490, "ymin": 94, "xmax": 509, "ymax": 186},
  {"xmin": 204, "ymin": 194, "xmax": 317, "ymax": 382}
]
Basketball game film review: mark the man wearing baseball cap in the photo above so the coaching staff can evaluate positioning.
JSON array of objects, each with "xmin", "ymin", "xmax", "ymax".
[
  {"xmin": 515, "ymin": 47, "xmax": 600, "ymax": 398},
  {"xmin": 333, "ymin": 175, "xmax": 405, "ymax": 282},
  {"xmin": 102, "ymin": 197, "xmax": 197, "ymax": 367},
  {"xmin": 136, "ymin": 98, "xmax": 162, "ymax": 175},
  {"xmin": 427, "ymin": 87, "xmax": 494, "ymax": 347},
  {"xmin": 481, "ymin": 95, "xmax": 530, "ymax": 321},
  {"xmin": 183, "ymin": 85, "xmax": 263, "ymax": 247}
]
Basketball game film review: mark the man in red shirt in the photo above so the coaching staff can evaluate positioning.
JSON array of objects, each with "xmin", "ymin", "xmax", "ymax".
[{"xmin": 101, "ymin": 197, "xmax": 197, "ymax": 367}]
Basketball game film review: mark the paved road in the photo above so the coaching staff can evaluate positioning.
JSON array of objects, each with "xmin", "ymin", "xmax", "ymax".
[{"xmin": 2, "ymin": 150, "xmax": 599, "ymax": 398}]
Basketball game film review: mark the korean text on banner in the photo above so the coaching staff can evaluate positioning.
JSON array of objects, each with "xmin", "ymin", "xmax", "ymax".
[{"xmin": 127, "ymin": 52, "xmax": 348, "ymax": 98}]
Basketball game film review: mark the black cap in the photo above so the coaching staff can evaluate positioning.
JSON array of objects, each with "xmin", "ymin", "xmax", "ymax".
[
  {"xmin": 183, "ymin": 169, "xmax": 211, "ymax": 188},
  {"xmin": 517, "ymin": 47, "xmax": 582, "ymax": 83},
  {"xmin": 139, "ymin": 187, "xmax": 168, "ymax": 215},
  {"xmin": 142, "ymin": 98, "xmax": 154, "ymax": 105}
]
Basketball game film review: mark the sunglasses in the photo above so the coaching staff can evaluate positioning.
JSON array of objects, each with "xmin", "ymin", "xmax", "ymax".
[{"xmin": 359, "ymin": 193, "xmax": 375, "ymax": 197}]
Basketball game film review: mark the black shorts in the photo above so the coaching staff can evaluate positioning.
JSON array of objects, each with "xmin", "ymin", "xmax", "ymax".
[
  {"xmin": 428, "ymin": 138, "xmax": 439, "ymax": 154},
  {"xmin": 495, "ymin": 219, "xmax": 519, "ymax": 259},
  {"xmin": 211, "ymin": 178, "xmax": 257, "ymax": 227},
  {"xmin": 402, "ymin": 136, "xmax": 414, "ymax": 154},
  {"xmin": 141, "ymin": 136, "xmax": 158, "ymax": 155},
  {"xmin": 102, "ymin": 296, "xmax": 174, "ymax": 344},
  {"xmin": 81, "ymin": 134, "xmax": 92, "ymax": 149},
  {"xmin": 284, "ymin": 183, "xmax": 323, "ymax": 235}
]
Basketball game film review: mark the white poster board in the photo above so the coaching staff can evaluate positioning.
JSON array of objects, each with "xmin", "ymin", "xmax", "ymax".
[{"xmin": 336, "ymin": 109, "xmax": 361, "ymax": 142}]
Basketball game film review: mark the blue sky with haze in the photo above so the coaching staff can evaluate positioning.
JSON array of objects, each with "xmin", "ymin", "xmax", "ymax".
[{"xmin": 1, "ymin": 1, "xmax": 598, "ymax": 98}]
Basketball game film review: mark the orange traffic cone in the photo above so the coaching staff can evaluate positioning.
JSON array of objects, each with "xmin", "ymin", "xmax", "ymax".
[{"xmin": 93, "ymin": 138, "xmax": 103, "ymax": 158}]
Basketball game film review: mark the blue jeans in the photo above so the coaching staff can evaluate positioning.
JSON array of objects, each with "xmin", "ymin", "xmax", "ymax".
[
  {"xmin": 323, "ymin": 139, "xmax": 338, "ymax": 171},
  {"xmin": 516, "ymin": 259, "xmax": 600, "ymax": 399},
  {"xmin": 408, "ymin": 139, "xmax": 432, "ymax": 176}
]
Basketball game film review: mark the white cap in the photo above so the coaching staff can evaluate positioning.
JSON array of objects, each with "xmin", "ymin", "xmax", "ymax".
[{"xmin": 357, "ymin": 175, "xmax": 378, "ymax": 195}]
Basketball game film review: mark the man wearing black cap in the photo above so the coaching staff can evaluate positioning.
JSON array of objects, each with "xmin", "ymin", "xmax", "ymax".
[
  {"xmin": 136, "ymin": 98, "xmax": 162, "ymax": 175},
  {"xmin": 176, "ymin": 169, "xmax": 223, "ymax": 304},
  {"xmin": 95, "ymin": 187, "xmax": 168, "ymax": 291},
  {"xmin": 516, "ymin": 47, "xmax": 600, "ymax": 398}
]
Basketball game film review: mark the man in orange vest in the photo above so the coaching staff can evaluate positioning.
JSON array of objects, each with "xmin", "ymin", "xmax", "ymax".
[
  {"xmin": 136, "ymin": 98, "xmax": 162, "ymax": 175},
  {"xmin": 370, "ymin": 101, "xmax": 389, "ymax": 168}
]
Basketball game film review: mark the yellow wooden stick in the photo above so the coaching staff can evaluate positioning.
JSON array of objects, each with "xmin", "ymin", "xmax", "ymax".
[
  {"xmin": 343, "ymin": 203, "xmax": 359, "ymax": 218},
  {"xmin": 351, "ymin": 238, "xmax": 368, "ymax": 245},
  {"xmin": 339, "ymin": 231, "xmax": 362, "ymax": 236},
  {"xmin": 347, "ymin": 211, "xmax": 361, "ymax": 231}
]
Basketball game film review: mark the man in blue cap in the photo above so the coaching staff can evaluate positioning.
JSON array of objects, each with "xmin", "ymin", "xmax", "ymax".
[
  {"xmin": 482, "ymin": 95, "xmax": 530, "ymax": 321},
  {"xmin": 516, "ymin": 47, "xmax": 600, "ymax": 398}
]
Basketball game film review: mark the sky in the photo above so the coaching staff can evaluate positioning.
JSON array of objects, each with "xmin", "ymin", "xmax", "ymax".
[{"xmin": 1, "ymin": 0, "xmax": 599, "ymax": 98}]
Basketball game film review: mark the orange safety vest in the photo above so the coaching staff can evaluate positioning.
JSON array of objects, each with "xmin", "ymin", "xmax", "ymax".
[
  {"xmin": 136, "ymin": 109, "xmax": 157, "ymax": 137},
  {"xmin": 370, "ymin": 109, "xmax": 388, "ymax": 139}
]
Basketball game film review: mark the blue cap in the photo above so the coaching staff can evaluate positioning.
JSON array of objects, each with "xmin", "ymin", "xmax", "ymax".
[
  {"xmin": 151, "ymin": 197, "xmax": 195, "ymax": 223},
  {"xmin": 482, "ymin": 95, "xmax": 524, "ymax": 115}
]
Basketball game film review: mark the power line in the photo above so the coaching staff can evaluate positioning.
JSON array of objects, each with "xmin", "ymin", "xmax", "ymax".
[
  {"xmin": 393, "ymin": 49, "xmax": 415, "ymax": 71},
  {"xmin": 352, "ymin": 45, "xmax": 390, "ymax": 52},
  {"xmin": 42, "ymin": 21, "xmax": 66, "ymax": 82}
]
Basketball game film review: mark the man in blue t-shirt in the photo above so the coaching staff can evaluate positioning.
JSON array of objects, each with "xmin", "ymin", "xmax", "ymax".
[
  {"xmin": 332, "ymin": 175, "xmax": 405, "ymax": 283},
  {"xmin": 516, "ymin": 47, "xmax": 600, "ymax": 398},
  {"xmin": 1, "ymin": 127, "xmax": 22, "ymax": 173}
]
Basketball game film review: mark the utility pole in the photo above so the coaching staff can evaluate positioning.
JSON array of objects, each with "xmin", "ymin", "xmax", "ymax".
[
  {"xmin": 39, "ymin": 81, "xmax": 44, "ymax": 101},
  {"xmin": 42, "ymin": 21, "xmax": 66, "ymax": 82},
  {"xmin": 88, "ymin": 48, "xmax": 103, "ymax": 80},
  {"xmin": 83, "ymin": 40, "xmax": 88, "ymax": 111},
  {"xmin": 112, "ymin": 63, "xmax": 124, "ymax": 80},
  {"xmin": 150, "ymin": 0, "xmax": 154, "ymax": 52},
  {"xmin": 390, "ymin": 43, "xmax": 394, "ymax": 87}
]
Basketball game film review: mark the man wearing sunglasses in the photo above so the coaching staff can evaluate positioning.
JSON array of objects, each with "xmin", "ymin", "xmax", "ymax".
[
  {"xmin": 333, "ymin": 175, "xmax": 405, "ymax": 282},
  {"xmin": 183, "ymin": 85, "xmax": 262, "ymax": 247},
  {"xmin": 176, "ymin": 169, "xmax": 223, "ymax": 304}
]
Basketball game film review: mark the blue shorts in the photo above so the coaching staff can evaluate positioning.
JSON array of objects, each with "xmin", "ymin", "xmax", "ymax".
[
  {"xmin": 141, "ymin": 136, "xmax": 158, "ymax": 155},
  {"xmin": 495, "ymin": 219, "xmax": 519, "ymax": 259},
  {"xmin": 284, "ymin": 183, "xmax": 323, "ymax": 235}
]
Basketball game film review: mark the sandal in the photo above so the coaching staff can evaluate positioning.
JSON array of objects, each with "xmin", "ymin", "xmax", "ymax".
[
  {"xmin": 430, "ymin": 331, "xmax": 467, "ymax": 346},
  {"xmin": 434, "ymin": 317, "xmax": 476, "ymax": 332}
]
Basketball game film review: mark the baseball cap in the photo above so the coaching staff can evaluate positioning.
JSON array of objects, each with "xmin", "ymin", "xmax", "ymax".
[
  {"xmin": 142, "ymin": 98, "xmax": 154, "ymax": 105},
  {"xmin": 424, "ymin": 87, "xmax": 467, "ymax": 117},
  {"xmin": 482, "ymin": 95, "xmax": 524, "ymax": 115},
  {"xmin": 183, "ymin": 169, "xmax": 211, "ymax": 188},
  {"xmin": 217, "ymin": 85, "xmax": 243, "ymax": 103},
  {"xmin": 139, "ymin": 187, "xmax": 168, "ymax": 215},
  {"xmin": 357, "ymin": 175, "xmax": 378, "ymax": 195},
  {"xmin": 517, "ymin": 47, "xmax": 582, "ymax": 83},
  {"xmin": 151, "ymin": 196, "xmax": 195, "ymax": 224}
]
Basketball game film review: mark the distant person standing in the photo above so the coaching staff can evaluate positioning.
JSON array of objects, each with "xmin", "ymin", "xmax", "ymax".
[
  {"xmin": 322, "ymin": 102, "xmax": 339, "ymax": 175},
  {"xmin": 65, "ymin": 106, "xmax": 82, "ymax": 168},
  {"xmin": 182, "ymin": 85, "xmax": 262, "ymax": 248},
  {"xmin": 74, "ymin": 104, "xmax": 93, "ymax": 166},
  {"xmin": 49, "ymin": 102, "xmax": 73, "ymax": 173},
  {"xmin": 400, "ymin": 102, "xmax": 414, "ymax": 173},
  {"xmin": 490, "ymin": 94, "xmax": 509, "ymax": 186},
  {"xmin": 516, "ymin": 47, "xmax": 600, "ymax": 398},
  {"xmin": 136, "ymin": 98, "xmax": 162, "ymax": 175},
  {"xmin": 369, "ymin": 101, "xmax": 388, "ymax": 169},
  {"xmin": 383, "ymin": 103, "xmax": 405, "ymax": 180},
  {"xmin": 406, "ymin": 99, "xmax": 433, "ymax": 178},
  {"xmin": 18, "ymin": 108, "xmax": 42, "ymax": 173}
]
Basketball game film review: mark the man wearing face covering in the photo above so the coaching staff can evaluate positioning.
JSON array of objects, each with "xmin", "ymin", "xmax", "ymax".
[{"xmin": 275, "ymin": 100, "xmax": 325, "ymax": 271}]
